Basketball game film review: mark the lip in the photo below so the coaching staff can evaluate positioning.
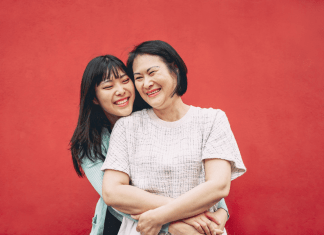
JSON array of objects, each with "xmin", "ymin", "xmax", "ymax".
[
  {"xmin": 114, "ymin": 97, "xmax": 130, "ymax": 107},
  {"xmin": 146, "ymin": 88, "xmax": 161, "ymax": 98}
]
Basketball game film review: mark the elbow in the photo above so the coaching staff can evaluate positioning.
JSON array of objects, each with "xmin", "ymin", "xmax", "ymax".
[
  {"xmin": 212, "ymin": 180, "xmax": 231, "ymax": 200},
  {"xmin": 221, "ymin": 180, "xmax": 231, "ymax": 198},
  {"xmin": 221, "ymin": 182, "xmax": 230, "ymax": 198},
  {"xmin": 102, "ymin": 186, "xmax": 117, "ymax": 207}
]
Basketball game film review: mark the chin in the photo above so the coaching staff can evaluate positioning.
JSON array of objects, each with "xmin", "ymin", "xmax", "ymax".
[{"xmin": 119, "ymin": 109, "xmax": 132, "ymax": 117}]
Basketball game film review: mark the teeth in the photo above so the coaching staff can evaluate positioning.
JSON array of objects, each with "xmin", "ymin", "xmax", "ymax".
[
  {"xmin": 148, "ymin": 89, "xmax": 160, "ymax": 95},
  {"xmin": 116, "ymin": 98, "xmax": 128, "ymax": 105}
]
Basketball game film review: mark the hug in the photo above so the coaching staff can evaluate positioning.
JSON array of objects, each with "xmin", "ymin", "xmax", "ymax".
[{"xmin": 71, "ymin": 40, "xmax": 246, "ymax": 235}]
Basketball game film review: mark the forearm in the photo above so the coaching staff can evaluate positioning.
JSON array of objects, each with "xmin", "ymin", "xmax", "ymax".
[
  {"xmin": 108, "ymin": 185, "xmax": 173, "ymax": 214},
  {"xmin": 147, "ymin": 159, "xmax": 232, "ymax": 225},
  {"xmin": 103, "ymin": 171, "xmax": 173, "ymax": 214},
  {"xmin": 103, "ymin": 159, "xmax": 230, "ymax": 221},
  {"xmin": 154, "ymin": 179, "xmax": 230, "ymax": 225}
]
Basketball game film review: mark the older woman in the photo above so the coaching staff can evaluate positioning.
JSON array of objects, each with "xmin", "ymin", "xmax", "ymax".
[
  {"xmin": 70, "ymin": 54, "xmax": 230, "ymax": 235},
  {"xmin": 101, "ymin": 41, "xmax": 246, "ymax": 235}
]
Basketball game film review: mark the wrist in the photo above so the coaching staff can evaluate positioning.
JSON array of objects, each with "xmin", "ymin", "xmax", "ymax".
[
  {"xmin": 217, "ymin": 208, "xmax": 228, "ymax": 222},
  {"xmin": 153, "ymin": 205, "xmax": 172, "ymax": 225}
]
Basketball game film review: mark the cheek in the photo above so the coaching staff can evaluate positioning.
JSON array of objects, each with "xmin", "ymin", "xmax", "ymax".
[
  {"xmin": 97, "ymin": 90, "xmax": 113, "ymax": 106},
  {"xmin": 127, "ymin": 83, "xmax": 135, "ymax": 96},
  {"xmin": 135, "ymin": 82, "xmax": 142, "ymax": 93}
]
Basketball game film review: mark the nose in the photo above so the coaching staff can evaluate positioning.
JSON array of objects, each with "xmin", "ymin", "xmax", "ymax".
[
  {"xmin": 115, "ymin": 84, "xmax": 126, "ymax": 96},
  {"xmin": 143, "ymin": 77, "xmax": 153, "ymax": 90}
]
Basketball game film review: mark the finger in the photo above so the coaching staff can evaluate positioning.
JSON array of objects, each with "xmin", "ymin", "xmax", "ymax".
[
  {"xmin": 131, "ymin": 214, "xmax": 141, "ymax": 220},
  {"xmin": 136, "ymin": 224, "xmax": 140, "ymax": 232},
  {"xmin": 201, "ymin": 217, "xmax": 215, "ymax": 235},
  {"xmin": 205, "ymin": 211, "xmax": 221, "ymax": 225},
  {"xmin": 192, "ymin": 221, "xmax": 205, "ymax": 234},
  {"xmin": 206, "ymin": 219, "xmax": 218, "ymax": 234},
  {"xmin": 197, "ymin": 219, "xmax": 211, "ymax": 235},
  {"xmin": 215, "ymin": 228, "xmax": 224, "ymax": 234}
]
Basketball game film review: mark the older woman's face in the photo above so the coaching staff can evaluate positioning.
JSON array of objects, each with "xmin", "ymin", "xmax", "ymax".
[
  {"xmin": 133, "ymin": 54, "xmax": 177, "ymax": 110},
  {"xmin": 94, "ymin": 69, "xmax": 135, "ymax": 118}
]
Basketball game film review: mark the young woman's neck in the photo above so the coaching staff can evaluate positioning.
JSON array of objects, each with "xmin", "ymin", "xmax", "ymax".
[
  {"xmin": 153, "ymin": 97, "xmax": 189, "ymax": 122},
  {"xmin": 104, "ymin": 112, "xmax": 120, "ymax": 129}
]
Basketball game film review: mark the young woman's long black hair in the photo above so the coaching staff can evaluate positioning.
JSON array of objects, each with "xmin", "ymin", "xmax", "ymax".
[{"xmin": 70, "ymin": 55, "xmax": 133, "ymax": 177}]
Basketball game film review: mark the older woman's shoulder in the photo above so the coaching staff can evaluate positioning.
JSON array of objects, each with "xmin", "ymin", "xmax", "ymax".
[
  {"xmin": 191, "ymin": 106, "xmax": 226, "ymax": 120},
  {"xmin": 115, "ymin": 109, "xmax": 150, "ymax": 127}
]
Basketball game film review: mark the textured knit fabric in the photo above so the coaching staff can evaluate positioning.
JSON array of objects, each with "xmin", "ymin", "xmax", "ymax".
[
  {"xmin": 82, "ymin": 129, "xmax": 183, "ymax": 235},
  {"xmin": 101, "ymin": 107, "xmax": 246, "ymax": 233}
]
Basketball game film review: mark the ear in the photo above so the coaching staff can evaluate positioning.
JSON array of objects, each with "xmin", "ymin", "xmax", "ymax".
[
  {"xmin": 173, "ymin": 63, "xmax": 179, "ymax": 73},
  {"xmin": 93, "ymin": 97, "xmax": 99, "ymax": 105}
]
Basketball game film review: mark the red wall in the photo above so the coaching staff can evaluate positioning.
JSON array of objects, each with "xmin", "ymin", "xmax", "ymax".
[{"xmin": 1, "ymin": 0, "xmax": 323, "ymax": 234}]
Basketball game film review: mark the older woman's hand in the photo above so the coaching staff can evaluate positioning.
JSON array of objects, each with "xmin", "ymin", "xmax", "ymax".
[{"xmin": 132, "ymin": 210, "xmax": 163, "ymax": 235}]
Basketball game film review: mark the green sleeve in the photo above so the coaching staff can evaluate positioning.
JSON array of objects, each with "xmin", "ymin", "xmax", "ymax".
[{"xmin": 217, "ymin": 198, "xmax": 230, "ymax": 219}]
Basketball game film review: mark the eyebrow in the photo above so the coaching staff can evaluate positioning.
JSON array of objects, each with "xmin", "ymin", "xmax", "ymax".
[
  {"xmin": 134, "ymin": 66, "xmax": 159, "ymax": 75},
  {"xmin": 102, "ymin": 73, "xmax": 127, "ymax": 83}
]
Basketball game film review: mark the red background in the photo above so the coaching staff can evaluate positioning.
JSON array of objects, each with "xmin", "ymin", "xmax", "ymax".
[{"xmin": 1, "ymin": 0, "xmax": 323, "ymax": 234}]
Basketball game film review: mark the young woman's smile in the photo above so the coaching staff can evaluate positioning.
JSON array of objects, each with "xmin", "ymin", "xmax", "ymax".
[
  {"xmin": 114, "ymin": 97, "xmax": 130, "ymax": 107},
  {"xmin": 94, "ymin": 71, "xmax": 135, "ymax": 119}
]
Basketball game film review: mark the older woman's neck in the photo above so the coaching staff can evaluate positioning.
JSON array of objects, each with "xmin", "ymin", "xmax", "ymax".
[{"xmin": 153, "ymin": 98, "xmax": 189, "ymax": 122}]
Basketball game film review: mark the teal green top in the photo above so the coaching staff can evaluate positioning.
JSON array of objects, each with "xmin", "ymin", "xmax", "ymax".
[{"xmin": 81, "ymin": 128, "xmax": 229, "ymax": 235}]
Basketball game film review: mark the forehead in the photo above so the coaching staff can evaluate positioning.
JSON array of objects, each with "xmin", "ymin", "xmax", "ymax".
[
  {"xmin": 97, "ymin": 70, "xmax": 126, "ymax": 86},
  {"xmin": 133, "ymin": 54, "xmax": 165, "ymax": 72},
  {"xmin": 106, "ymin": 68, "xmax": 126, "ymax": 79}
]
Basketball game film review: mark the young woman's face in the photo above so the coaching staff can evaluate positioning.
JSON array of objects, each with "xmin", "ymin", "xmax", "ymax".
[
  {"xmin": 133, "ymin": 54, "xmax": 178, "ymax": 110},
  {"xmin": 94, "ymin": 70, "xmax": 135, "ymax": 118}
]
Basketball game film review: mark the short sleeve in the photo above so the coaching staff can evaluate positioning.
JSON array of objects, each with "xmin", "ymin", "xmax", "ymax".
[
  {"xmin": 202, "ymin": 110, "xmax": 246, "ymax": 180},
  {"xmin": 101, "ymin": 118, "xmax": 130, "ymax": 175}
]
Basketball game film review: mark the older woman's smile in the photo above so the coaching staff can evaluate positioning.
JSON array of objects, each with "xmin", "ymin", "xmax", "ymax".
[{"xmin": 147, "ymin": 88, "xmax": 161, "ymax": 97}]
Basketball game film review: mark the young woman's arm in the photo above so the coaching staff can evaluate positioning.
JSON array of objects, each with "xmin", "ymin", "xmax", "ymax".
[{"xmin": 82, "ymin": 157, "xmax": 106, "ymax": 197}]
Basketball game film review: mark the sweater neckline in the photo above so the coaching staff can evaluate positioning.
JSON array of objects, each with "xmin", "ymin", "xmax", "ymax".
[{"xmin": 146, "ymin": 106, "xmax": 193, "ymax": 128}]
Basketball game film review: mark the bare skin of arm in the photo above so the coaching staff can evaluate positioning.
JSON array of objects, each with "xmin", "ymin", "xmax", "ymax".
[
  {"xmin": 103, "ymin": 170, "xmax": 226, "ymax": 234},
  {"xmin": 103, "ymin": 159, "xmax": 231, "ymax": 235},
  {"xmin": 103, "ymin": 169, "xmax": 226, "ymax": 235}
]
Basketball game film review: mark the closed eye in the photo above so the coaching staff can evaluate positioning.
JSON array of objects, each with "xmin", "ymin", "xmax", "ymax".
[
  {"xmin": 123, "ymin": 78, "xmax": 130, "ymax": 84},
  {"xmin": 149, "ymin": 71, "xmax": 156, "ymax": 76},
  {"xmin": 104, "ymin": 85, "xmax": 113, "ymax": 89},
  {"xmin": 135, "ymin": 76, "xmax": 143, "ymax": 81}
]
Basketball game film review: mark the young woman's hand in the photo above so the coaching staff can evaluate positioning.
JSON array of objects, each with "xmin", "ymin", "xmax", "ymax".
[
  {"xmin": 182, "ymin": 213, "xmax": 223, "ymax": 235},
  {"xmin": 168, "ymin": 221, "xmax": 205, "ymax": 235},
  {"xmin": 204, "ymin": 209, "xmax": 228, "ymax": 234},
  {"xmin": 132, "ymin": 210, "xmax": 163, "ymax": 235}
]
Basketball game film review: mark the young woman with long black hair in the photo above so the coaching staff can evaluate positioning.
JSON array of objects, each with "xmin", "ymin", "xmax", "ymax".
[{"xmin": 70, "ymin": 55, "xmax": 230, "ymax": 235}]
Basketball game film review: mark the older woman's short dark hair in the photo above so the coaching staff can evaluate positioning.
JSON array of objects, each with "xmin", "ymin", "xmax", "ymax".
[{"xmin": 127, "ymin": 40, "xmax": 188, "ymax": 97}]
